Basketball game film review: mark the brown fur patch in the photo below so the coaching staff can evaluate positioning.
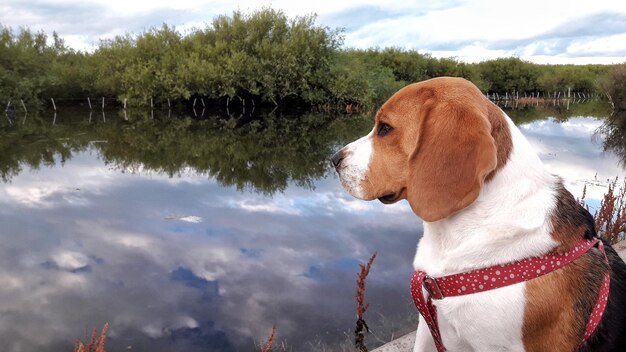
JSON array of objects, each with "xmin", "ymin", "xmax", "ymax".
[
  {"xmin": 485, "ymin": 101, "xmax": 513, "ymax": 182},
  {"xmin": 406, "ymin": 92, "xmax": 497, "ymax": 221},
  {"xmin": 523, "ymin": 251, "xmax": 607, "ymax": 351},
  {"xmin": 343, "ymin": 77, "xmax": 511, "ymax": 220},
  {"xmin": 523, "ymin": 183, "xmax": 608, "ymax": 351}
]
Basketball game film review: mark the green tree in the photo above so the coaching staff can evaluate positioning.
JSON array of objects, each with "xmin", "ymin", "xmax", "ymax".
[{"xmin": 477, "ymin": 57, "xmax": 540, "ymax": 94}]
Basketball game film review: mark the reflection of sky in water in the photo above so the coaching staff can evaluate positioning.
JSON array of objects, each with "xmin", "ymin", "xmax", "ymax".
[
  {"xmin": 520, "ymin": 117, "xmax": 625, "ymax": 211},
  {"xmin": 0, "ymin": 114, "xmax": 623, "ymax": 351},
  {"xmin": 0, "ymin": 148, "xmax": 420, "ymax": 351}
]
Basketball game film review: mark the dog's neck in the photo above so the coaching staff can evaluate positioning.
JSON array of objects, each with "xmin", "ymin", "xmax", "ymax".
[{"xmin": 413, "ymin": 114, "xmax": 559, "ymax": 276}]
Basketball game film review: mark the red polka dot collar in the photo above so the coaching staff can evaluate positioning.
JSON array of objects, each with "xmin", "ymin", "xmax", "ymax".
[{"xmin": 410, "ymin": 238, "xmax": 610, "ymax": 352}]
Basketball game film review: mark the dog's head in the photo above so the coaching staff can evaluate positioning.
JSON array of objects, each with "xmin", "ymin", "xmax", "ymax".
[{"xmin": 332, "ymin": 77, "xmax": 510, "ymax": 222}]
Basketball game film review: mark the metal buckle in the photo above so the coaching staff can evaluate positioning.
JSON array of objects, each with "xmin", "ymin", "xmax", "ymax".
[{"xmin": 423, "ymin": 275, "xmax": 444, "ymax": 300}]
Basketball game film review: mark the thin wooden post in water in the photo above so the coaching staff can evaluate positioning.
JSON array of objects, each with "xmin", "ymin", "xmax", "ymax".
[
  {"xmin": 193, "ymin": 98, "xmax": 197, "ymax": 108},
  {"xmin": 5, "ymin": 100, "xmax": 10, "ymax": 111},
  {"xmin": 102, "ymin": 97, "xmax": 105, "ymax": 110},
  {"xmin": 20, "ymin": 99, "xmax": 27, "ymax": 113},
  {"xmin": 167, "ymin": 99, "xmax": 171, "ymax": 108},
  {"xmin": 52, "ymin": 112, "xmax": 57, "ymax": 125},
  {"xmin": 150, "ymin": 98, "xmax": 153, "ymax": 109},
  {"xmin": 51, "ymin": 98, "xmax": 57, "ymax": 111},
  {"xmin": 88, "ymin": 97, "xmax": 92, "ymax": 109},
  {"xmin": 201, "ymin": 98, "xmax": 205, "ymax": 108}
]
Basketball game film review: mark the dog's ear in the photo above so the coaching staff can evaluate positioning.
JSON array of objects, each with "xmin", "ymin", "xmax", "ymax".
[{"xmin": 407, "ymin": 101, "xmax": 497, "ymax": 222}]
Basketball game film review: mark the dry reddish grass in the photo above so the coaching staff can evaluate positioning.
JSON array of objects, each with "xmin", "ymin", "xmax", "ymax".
[
  {"xmin": 260, "ymin": 325, "xmax": 276, "ymax": 352},
  {"xmin": 74, "ymin": 323, "xmax": 108, "ymax": 352},
  {"xmin": 355, "ymin": 252, "xmax": 377, "ymax": 352},
  {"xmin": 356, "ymin": 252, "xmax": 377, "ymax": 320},
  {"xmin": 594, "ymin": 177, "xmax": 626, "ymax": 244},
  {"xmin": 579, "ymin": 177, "xmax": 626, "ymax": 244},
  {"xmin": 515, "ymin": 97, "xmax": 545, "ymax": 104}
]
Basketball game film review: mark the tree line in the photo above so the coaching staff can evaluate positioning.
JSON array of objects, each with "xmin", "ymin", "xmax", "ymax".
[{"xmin": 0, "ymin": 8, "xmax": 623, "ymax": 110}]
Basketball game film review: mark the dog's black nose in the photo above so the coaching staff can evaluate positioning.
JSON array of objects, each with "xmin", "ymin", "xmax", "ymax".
[{"xmin": 331, "ymin": 150, "xmax": 344, "ymax": 169}]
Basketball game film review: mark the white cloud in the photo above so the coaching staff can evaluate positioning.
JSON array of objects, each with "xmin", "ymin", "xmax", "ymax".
[
  {"xmin": 231, "ymin": 198, "xmax": 302, "ymax": 215},
  {"xmin": 179, "ymin": 215, "xmax": 202, "ymax": 223},
  {"xmin": 1, "ymin": 0, "xmax": 625, "ymax": 63},
  {"xmin": 51, "ymin": 250, "xmax": 89, "ymax": 270}
]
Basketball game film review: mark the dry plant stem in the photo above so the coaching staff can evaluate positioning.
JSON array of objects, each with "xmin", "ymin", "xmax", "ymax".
[
  {"xmin": 74, "ymin": 323, "xmax": 108, "ymax": 352},
  {"xmin": 355, "ymin": 252, "xmax": 377, "ymax": 352},
  {"xmin": 595, "ymin": 177, "xmax": 626, "ymax": 244},
  {"xmin": 261, "ymin": 325, "xmax": 276, "ymax": 352},
  {"xmin": 355, "ymin": 318, "xmax": 370, "ymax": 352},
  {"xmin": 579, "ymin": 177, "xmax": 626, "ymax": 244},
  {"xmin": 356, "ymin": 252, "xmax": 377, "ymax": 320},
  {"xmin": 578, "ymin": 183, "xmax": 588, "ymax": 207}
]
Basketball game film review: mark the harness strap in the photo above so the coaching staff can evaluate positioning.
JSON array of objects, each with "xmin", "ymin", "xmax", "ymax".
[
  {"xmin": 411, "ymin": 271, "xmax": 446, "ymax": 352},
  {"xmin": 410, "ymin": 238, "xmax": 609, "ymax": 351},
  {"xmin": 581, "ymin": 240, "xmax": 610, "ymax": 345}
]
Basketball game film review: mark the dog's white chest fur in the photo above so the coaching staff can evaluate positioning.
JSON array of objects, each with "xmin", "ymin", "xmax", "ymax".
[{"xmin": 412, "ymin": 116, "xmax": 558, "ymax": 352}]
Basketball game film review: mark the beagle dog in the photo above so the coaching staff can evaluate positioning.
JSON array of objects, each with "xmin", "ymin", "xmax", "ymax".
[{"xmin": 331, "ymin": 77, "xmax": 626, "ymax": 352}]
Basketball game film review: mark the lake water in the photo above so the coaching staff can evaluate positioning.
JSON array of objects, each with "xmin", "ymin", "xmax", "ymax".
[{"xmin": 0, "ymin": 101, "xmax": 623, "ymax": 351}]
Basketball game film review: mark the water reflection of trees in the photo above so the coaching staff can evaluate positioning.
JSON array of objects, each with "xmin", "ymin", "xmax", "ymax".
[
  {"xmin": 0, "ymin": 109, "xmax": 372, "ymax": 194},
  {"xmin": 597, "ymin": 110, "xmax": 626, "ymax": 167},
  {"xmin": 498, "ymin": 99, "xmax": 612, "ymax": 124},
  {"xmin": 0, "ymin": 115, "xmax": 85, "ymax": 183},
  {"xmin": 598, "ymin": 64, "xmax": 626, "ymax": 166}
]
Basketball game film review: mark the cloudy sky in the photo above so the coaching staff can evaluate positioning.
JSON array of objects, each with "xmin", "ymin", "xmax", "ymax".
[{"xmin": 1, "ymin": 0, "xmax": 625, "ymax": 64}]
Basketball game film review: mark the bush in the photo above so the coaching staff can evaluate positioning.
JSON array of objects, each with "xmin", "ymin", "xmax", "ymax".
[
  {"xmin": 603, "ymin": 64, "xmax": 626, "ymax": 111},
  {"xmin": 0, "ymin": 12, "xmax": 618, "ymax": 109}
]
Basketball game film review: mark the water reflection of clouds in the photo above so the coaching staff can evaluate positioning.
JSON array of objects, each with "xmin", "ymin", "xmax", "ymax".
[
  {"xmin": 519, "ymin": 117, "xmax": 625, "ymax": 208},
  {"xmin": 2, "ymin": 115, "xmax": 621, "ymax": 351},
  {"xmin": 0, "ymin": 152, "xmax": 421, "ymax": 351}
]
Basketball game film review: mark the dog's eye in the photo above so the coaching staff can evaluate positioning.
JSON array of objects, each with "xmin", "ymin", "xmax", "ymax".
[{"xmin": 378, "ymin": 123, "xmax": 393, "ymax": 137}]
